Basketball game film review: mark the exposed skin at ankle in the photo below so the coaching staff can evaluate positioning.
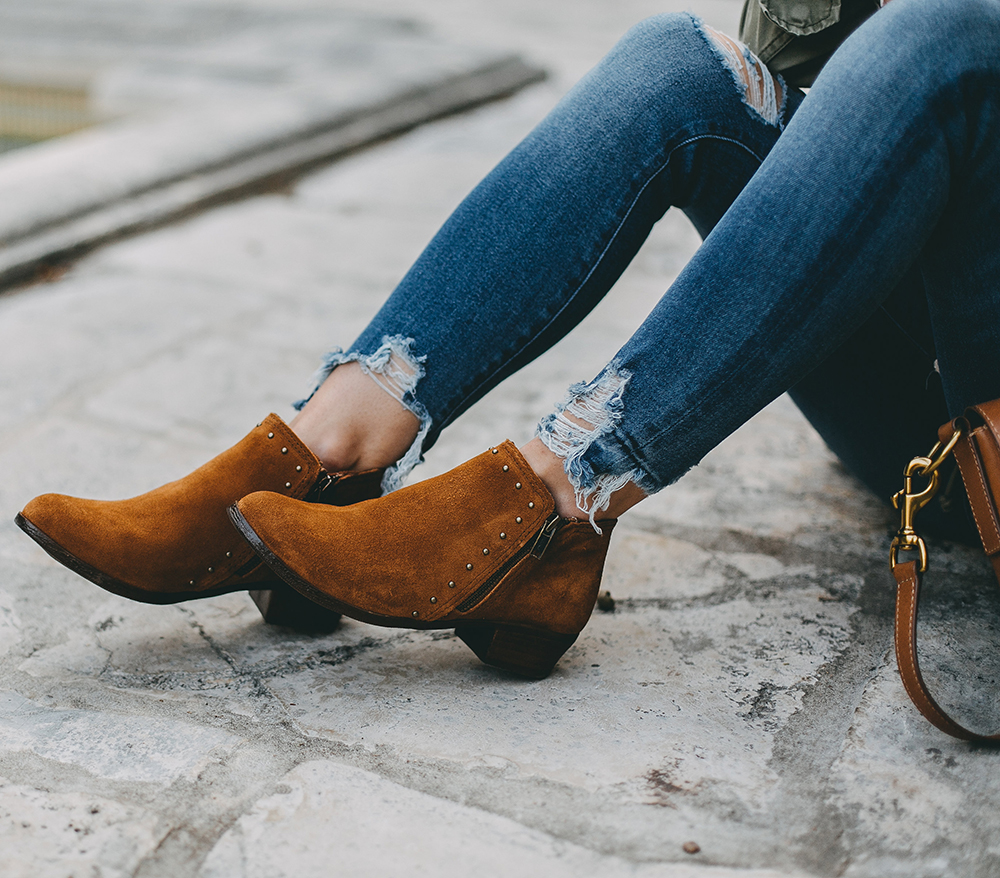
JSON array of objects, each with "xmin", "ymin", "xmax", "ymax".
[
  {"xmin": 290, "ymin": 362, "xmax": 420, "ymax": 473},
  {"xmin": 520, "ymin": 437, "xmax": 646, "ymax": 521},
  {"xmin": 291, "ymin": 364, "xmax": 645, "ymax": 519}
]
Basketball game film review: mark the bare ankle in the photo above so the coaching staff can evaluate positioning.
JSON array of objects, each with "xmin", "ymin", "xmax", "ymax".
[
  {"xmin": 519, "ymin": 438, "xmax": 583, "ymax": 518},
  {"xmin": 290, "ymin": 362, "xmax": 421, "ymax": 473},
  {"xmin": 291, "ymin": 422, "xmax": 362, "ymax": 472},
  {"xmin": 519, "ymin": 437, "xmax": 646, "ymax": 521}
]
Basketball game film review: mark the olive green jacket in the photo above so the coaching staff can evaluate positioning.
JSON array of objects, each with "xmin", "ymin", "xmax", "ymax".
[{"xmin": 739, "ymin": 0, "xmax": 879, "ymax": 86}]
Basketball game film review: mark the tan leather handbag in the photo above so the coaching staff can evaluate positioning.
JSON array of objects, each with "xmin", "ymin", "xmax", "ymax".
[{"xmin": 890, "ymin": 399, "xmax": 1000, "ymax": 742}]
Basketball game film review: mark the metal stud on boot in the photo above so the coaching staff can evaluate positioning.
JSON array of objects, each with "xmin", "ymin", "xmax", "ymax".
[
  {"xmin": 15, "ymin": 414, "xmax": 383, "ymax": 632},
  {"xmin": 230, "ymin": 441, "xmax": 616, "ymax": 677}
]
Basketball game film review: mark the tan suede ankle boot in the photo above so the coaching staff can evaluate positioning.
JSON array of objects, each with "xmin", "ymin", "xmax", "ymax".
[
  {"xmin": 16, "ymin": 414, "xmax": 383, "ymax": 632},
  {"xmin": 230, "ymin": 440, "xmax": 615, "ymax": 678}
]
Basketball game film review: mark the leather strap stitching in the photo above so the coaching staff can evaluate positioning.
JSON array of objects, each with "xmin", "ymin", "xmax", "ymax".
[
  {"xmin": 958, "ymin": 438, "xmax": 1000, "ymax": 549},
  {"xmin": 977, "ymin": 406, "xmax": 1000, "ymax": 438},
  {"xmin": 892, "ymin": 560, "xmax": 1000, "ymax": 742}
]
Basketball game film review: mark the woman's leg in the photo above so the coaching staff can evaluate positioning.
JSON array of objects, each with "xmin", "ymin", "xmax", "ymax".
[
  {"xmin": 291, "ymin": 12, "xmax": 800, "ymax": 492},
  {"xmin": 231, "ymin": 0, "xmax": 1000, "ymax": 675},
  {"xmin": 16, "ymin": 12, "xmax": 795, "ymax": 621},
  {"xmin": 530, "ymin": 0, "xmax": 1000, "ymax": 524}
]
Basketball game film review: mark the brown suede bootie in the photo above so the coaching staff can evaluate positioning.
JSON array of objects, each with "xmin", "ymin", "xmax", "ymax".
[
  {"xmin": 16, "ymin": 414, "xmax": 383, "ymax": 632},
  {"xmin": 229, "ymin": 440, "xmax": 616, "ymax": 678}
]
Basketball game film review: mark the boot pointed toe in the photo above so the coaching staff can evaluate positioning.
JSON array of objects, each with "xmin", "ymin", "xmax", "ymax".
[{"xmin": 16, "ymin": 415, "xmax": 383, "ymax": 632}]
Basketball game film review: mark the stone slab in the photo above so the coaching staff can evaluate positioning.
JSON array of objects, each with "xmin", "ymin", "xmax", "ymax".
[
  {"xmin": 0, "ymin": 776, "xmax": 164, "ymax": 878},
  {"xmin": 0, "ymin": 691, "xmax": 240, "ymax": 783},
  {"xmin": 200, "ymin": 759, "xmax": 808, "ymax": 878},
  {"xmin": 1, "ymin": 1, "xmax": 999, "ymax": 875},
  {"xmin": 0, "ymin": 1, "xmax": 542, "ymax": 287}
]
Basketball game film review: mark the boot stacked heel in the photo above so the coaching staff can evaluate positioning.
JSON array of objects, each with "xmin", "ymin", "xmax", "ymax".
[
  {"xmin": 455, "ymin": 624, "xmax": 578, "ymax": 679},
  {"xmin": 250, "ymin": 586, "xmax": 342, "ymax": 633},
  {"xmin": 232, "ymin": 441, "xmax": 616, "ymax": 677}
]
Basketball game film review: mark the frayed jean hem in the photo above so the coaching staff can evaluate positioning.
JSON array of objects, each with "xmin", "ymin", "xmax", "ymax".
[
  {"xmin": 535, "ymin": 362, "xmax": 655, "ymax": 533},
  {"xmin": 293, "ymin": 335, "xmax": 431, "ymax": 494}
]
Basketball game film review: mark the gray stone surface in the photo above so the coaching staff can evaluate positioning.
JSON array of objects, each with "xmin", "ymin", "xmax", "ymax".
[
  {"xmin": 200, "ymin": 760, "xmax": 796, "ymax": 878},
  {"xmin": 2, "ymin": 1, "xmax": 1000, "ymax": 876},
  {"xmin": 0, "ymin": 0, "xmax": 541, "ymax": 286}
]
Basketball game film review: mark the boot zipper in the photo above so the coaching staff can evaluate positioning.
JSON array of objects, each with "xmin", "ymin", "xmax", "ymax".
[
  {"xmin": 529, "ymin": 512, "xmax": 562, "ymax": 559},
  {"xmin": 307, "ymin": 470, "xmax": 336, "ymax": 502},
  {"xmin": 455, "ymin": 512, "xmax": 561, "ymax": 613}
]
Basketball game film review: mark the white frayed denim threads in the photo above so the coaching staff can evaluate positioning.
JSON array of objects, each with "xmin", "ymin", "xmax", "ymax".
[
  {"xmin": 700, "ymin": 23, "xmax": 786, "ymax": 128},
  {"xmin": 536, "ymin": 366, "xmax": 643, "ymax": 533}
]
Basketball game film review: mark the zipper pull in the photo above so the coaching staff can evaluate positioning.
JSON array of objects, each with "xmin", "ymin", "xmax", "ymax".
[
  {"xmin": 530, "ymin": 512, "xmax": 562, "ymax": 559},
  {"xmin": 310, "ymin": 471, "xmax": 335, "ymax": 502}
]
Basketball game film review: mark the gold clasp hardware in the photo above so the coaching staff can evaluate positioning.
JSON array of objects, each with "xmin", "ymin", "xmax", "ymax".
[
  {"xmin": 890, "ymin": 456, "xmax": 936, "ymax": 572},
  {"xmin": 888, "ymin": 426, "xmax": 963, "ymax": 572},
  {"xmin": 919, "ymin": 426, "xmax": 962, "ymax": 479}
]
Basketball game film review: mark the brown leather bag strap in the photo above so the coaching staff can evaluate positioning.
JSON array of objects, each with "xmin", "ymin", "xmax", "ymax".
[
  {"xmin": 889, "ymin": 403, "xmax": 1000, "ymax": 742},
  {"xmin": 891, "ymin": 559, "xmax": 1000, "ymax": 742}
]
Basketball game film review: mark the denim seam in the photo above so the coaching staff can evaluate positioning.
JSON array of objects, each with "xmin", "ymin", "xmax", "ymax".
[
  {"xmin": 432, "ymin": 132, "xmax": 768, "ymax": 437},
  {"xmin": 629, "ymin": 138, "xmax": 914, "ymax": 490}
]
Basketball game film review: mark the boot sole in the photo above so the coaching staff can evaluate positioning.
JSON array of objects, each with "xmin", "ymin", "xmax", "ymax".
[
  {"xmin": 15, "ymin": 512, "xmax": 340, "ymax": 630},
  {"xmin": 228, "ymin": 504, "xmax": 577, "ymax": 677}
]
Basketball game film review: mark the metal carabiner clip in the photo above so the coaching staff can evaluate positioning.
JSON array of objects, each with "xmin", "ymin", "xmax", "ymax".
[
  {"xmin": 889, "ymin": 456, "xmax": 938, "ymax": 572},
  {"xmin": 888, "ymin": 421, "xmax": 964, "ymax": 573}
]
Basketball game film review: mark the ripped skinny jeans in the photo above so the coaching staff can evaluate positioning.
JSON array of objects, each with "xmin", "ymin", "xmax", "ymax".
[{"xmin": 301, "ymin": 0, "xmax": 1000, "ymax": 529}]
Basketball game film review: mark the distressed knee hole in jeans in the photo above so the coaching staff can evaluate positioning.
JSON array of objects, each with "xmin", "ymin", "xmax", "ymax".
[
  {"xmin": 295, "ymin": 334, "xmax": 431, "ymax": 494},
  {"xmin": 536, "ymin": 366, "xmax": 643, "ymax": 533},
  {"xmin": 701, "ymin": 24, "xmax": 785, "ymax": 127}
]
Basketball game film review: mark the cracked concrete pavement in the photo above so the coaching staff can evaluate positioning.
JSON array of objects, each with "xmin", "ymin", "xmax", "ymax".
[{"xmin": 2, "ymin": 1, "xmax": 1000, "ymax": 876}]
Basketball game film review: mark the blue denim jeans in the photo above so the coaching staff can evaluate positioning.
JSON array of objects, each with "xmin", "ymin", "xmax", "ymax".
[{"xmin": 302, "ymin": 0, "xmax": 1000, "ymax": 528}]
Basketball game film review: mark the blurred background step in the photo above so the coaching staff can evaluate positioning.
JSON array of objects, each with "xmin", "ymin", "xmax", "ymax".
[{"xmin": 0, "ymin": 0, "xmax": 543, "ymax": 290}]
